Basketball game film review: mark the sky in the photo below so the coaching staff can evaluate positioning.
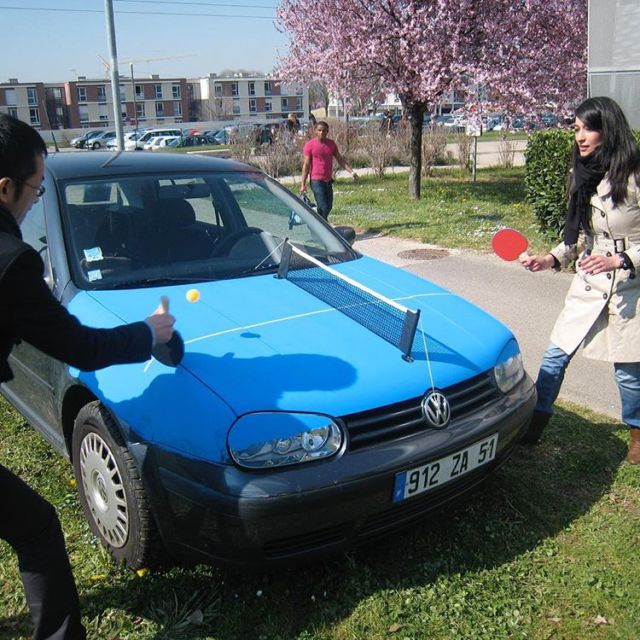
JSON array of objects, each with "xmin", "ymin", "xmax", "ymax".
[{"xmin": 0, "ymin": 0, "xmax": 288, "ymax": 83}]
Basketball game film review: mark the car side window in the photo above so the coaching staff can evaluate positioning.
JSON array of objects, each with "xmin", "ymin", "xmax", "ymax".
[{"xmin": 20, "ymin": 198, "xmax": 47, "ymax": 255}]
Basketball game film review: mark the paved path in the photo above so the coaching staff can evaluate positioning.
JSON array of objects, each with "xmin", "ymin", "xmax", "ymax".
[{"xmin": 353, "ymin": 234, "xmax": 620, "ymax": 420}]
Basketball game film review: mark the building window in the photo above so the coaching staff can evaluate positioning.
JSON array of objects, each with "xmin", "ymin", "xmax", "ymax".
[
  {"xmin": 5, "ymin": 88, "xmax": 16, "ymax": 106},
  {"xmin": 99, "ymin": 104, "xmax": 109, "ymax": 121},
  {"xmin": 248, "ymin": 82, "xmax": 255, "ymax": 96},
  {"xmin": 97, "ymin": 85, "xmax": 107, "ymax": 102},
  {"xmin": 231, "ymin": 82, "xmax": 238, "ymax": 96},
  {"xmin": 77, "ymin": 87, "xmax": 87, "ymax": 103},
  {"xmin": 296, "ymin": 85, "xmax": 303, "ymax": 95},
  {"xmin": 135, "ymin": 84, "xmax": 143, "ymax": 98},
  {"xmin": 27, "ymin": 88, "xmax": 37, "ymax": 106},
  {"xmin": 264, "ymin": 81, "xmax": 272, "ymax": 96},
  {"xmin": 249, "ymin": 99, "xmax": 257, "ymax": 113},
  {"xmin": 51, "ymin": 87, "xmax": 63, "ymax": 101},
  {"xmin": 172, "ymin": 84, "xmax": 181, "ymax": 99},
  {"xmin": 79, "ymin": 105, "xmax": 89, "ymax": 122},
  {"xmin": 296, "ymin": 97, "xmax": 303, "ymax": 111},
  {"xmin": 265, "ymin": 99, "xmax": 272, "ymax": 113},
  {"xmin": 155, "ymin": 102, "xmax": 164, "ymax": 117},
  {"xmin": 232, "ymin": 99, "xmax": 240, "ymax": 115},
  {"xmin": 154, "ymin": 84, "xmax": 163, "ymax": 99},
  {"xmin": 214, "ymin": 83, "xmax": 223, "ymax": 97},
  {"xmin": 29, "ymin": 108, "xmax": 40, "ymax": 125},
  {"xmin": 8, "ymin": 107, "xmax": 17, "ymax": 118},
  {"xmin": 174, "ymin": 100, "xmax": 182, "ymax": 116},
  {"xmin": 119, "ymin": 85, "xmax": 126, "ymax": 102},
  {"xmin": 281, "ymin": 97, "xmax": 288, "ymax": 111},
  {"xmin": 136, "ymin": 102, "xmax": 145, "ymax": 119}
]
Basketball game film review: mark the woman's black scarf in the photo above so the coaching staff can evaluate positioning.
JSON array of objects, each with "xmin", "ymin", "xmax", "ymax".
[{"xmin": 563, "ymin": 153, "xmax": 606, "ymax": 245}]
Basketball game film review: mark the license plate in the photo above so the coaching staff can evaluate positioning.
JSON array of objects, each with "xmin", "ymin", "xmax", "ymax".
[{"xmin": 393, "ymin": 434, "xmax": 499, "ymax": 502}]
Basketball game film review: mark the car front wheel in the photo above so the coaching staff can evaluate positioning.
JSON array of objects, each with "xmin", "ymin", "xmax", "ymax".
[{"xmin": 72, "ymin": 401, "xmax": 161, "ymax": 569}]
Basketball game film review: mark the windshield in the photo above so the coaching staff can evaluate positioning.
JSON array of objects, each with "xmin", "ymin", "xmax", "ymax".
[{"xmin": 60, "ymin": 170, "xmax": 356, "ymax": 289}]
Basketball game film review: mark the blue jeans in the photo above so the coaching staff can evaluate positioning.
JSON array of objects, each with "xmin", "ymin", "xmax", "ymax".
[
  {"xmin": 535, "ymin": 343, "xmax": 640, "ymax": 427},
  {"xmin": 310, "ymin": 180, "xmax": 334, "ymax": 220}
]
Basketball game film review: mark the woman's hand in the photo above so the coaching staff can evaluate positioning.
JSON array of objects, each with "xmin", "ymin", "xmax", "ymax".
[
  {"xmin": 578, "ymin": 253, "xmax": 620, "ymax": 275},
  {"xmin": 520, "ymin": 253, "xmax": 555, "ymax": 272}
]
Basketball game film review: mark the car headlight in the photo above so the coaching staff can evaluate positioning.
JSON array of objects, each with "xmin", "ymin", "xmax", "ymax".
[
  {"xmin": 494, "ymin": 339, "xmax": 524, "ymax": 393},
  {"xmin": 228, "ymin": 412, "xmax": 343, "ymax": 469}
]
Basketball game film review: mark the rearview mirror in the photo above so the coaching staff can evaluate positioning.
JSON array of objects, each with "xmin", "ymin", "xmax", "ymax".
[{"xmin": 334, "ymin": 225, "xmax": 356, "ymax": 245}]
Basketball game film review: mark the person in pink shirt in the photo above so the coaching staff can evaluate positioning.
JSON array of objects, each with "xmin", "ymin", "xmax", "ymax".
[{"xmin": 300, "ymin": 121, "xmax": 358, "ymax": 220}]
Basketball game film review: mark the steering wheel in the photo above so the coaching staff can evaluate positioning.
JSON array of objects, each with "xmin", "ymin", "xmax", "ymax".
[{"xmin": 211, "ymin": 227, "xmax": 264, "ymax": 257}]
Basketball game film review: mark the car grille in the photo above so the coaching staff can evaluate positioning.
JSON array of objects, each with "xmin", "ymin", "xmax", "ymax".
[{"xmin": 343, "ymin": 371, "xmax": 501, "ymax": 451}]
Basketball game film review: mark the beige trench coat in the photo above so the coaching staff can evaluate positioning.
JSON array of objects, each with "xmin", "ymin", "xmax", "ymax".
[{"xmin": 549, "ymin": 175, "xmax": 640, "ymax": 362}]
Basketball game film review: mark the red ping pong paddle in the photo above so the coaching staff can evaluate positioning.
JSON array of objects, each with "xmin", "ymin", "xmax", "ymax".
[{"xmin": 492, "ymin": 228, "xmax": 529, "ymax": 261}]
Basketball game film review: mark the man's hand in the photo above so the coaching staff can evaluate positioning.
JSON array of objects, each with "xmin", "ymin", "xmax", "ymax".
[
  {"xmin": 146, "ymin": 296, "xmax": 176, "ymax": 344},
  {"xmin": 300, "ymin": 183, "xmax": 307, "ymax": 193}
]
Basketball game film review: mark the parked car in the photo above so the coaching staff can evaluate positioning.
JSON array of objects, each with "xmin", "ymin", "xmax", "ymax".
[
  {"xmin": 164, "ymin": 134, "xmax": 218, "ymax": 149},
  {"xmin": 125, "ymin": 128, "xmax": 183, "ymax": 150},
  {"xmin": 2, "ymin": 152, "xmax": 535, "ymax": 569},
  {"xmin": 105, "ymin": 131, "xmax": 145, "ymax": 151},
  {"xmin": 143, "ymin": 135, "xmax": 181, "ymax": 151},
  {"xmin": 87, "ymin": 130, "xmax": 117, "ymax": 150},
  {"xmin": 70, "ymin": 130, "xmax": 103, "ymax": 149}
]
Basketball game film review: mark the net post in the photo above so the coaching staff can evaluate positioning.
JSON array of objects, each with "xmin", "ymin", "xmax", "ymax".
[
  {"xmin": 400, "ymin": 309, "xmax": 420, "ymax": 362},
  {"xmin": 277, "ymin": 240, "xmax": 293, "ymax": 279}
]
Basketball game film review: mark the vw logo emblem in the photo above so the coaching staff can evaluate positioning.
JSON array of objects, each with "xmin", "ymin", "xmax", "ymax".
[{"xmin": 421, "ymin": 391, "xmax": 451, "ymax": 429}]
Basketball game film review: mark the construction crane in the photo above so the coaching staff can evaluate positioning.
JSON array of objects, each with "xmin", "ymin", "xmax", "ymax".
[{"xmin": 98, "ymin": 53, "xmax": 195, "ymax": 76}]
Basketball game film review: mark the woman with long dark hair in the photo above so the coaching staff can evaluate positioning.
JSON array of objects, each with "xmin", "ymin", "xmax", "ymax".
[{"xmin": 521, "ymin": 96, "xmax": 640, "ymax": 463}]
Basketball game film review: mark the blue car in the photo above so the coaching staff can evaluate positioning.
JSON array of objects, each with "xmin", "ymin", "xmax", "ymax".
[{"xmin": 2, "ymin": 152, "xmax": 535, "ymax": 568}]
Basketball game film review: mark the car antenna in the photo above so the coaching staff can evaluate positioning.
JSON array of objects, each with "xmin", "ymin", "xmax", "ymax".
[{"xmin": 101, "ymin": 150, "xmax": 123, "ymax": 168}]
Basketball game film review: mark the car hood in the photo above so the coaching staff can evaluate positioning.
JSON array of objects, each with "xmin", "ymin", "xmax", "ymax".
[{"xmin": 75, "ymin": 256, "xmax": 514, "ymax": 417}]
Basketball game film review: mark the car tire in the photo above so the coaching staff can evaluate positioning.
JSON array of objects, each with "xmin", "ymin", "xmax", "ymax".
[
  {"xmin": 72, "ymin": 401, "xmax": 161, "ymax": 569},
  {"xmin": 91, "ymin": 141, "xmax": 100, "ymax": 150}
]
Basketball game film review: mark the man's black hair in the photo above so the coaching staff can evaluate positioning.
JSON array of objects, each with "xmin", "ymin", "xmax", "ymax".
[{"xmin": 0, "ymin": 114, "xmax": 48, "ymax": 197}]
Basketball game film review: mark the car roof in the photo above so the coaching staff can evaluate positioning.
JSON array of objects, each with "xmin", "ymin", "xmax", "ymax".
[{"xmin": 45, "ymin": 151, "xmax": 258, "ymax": 180}]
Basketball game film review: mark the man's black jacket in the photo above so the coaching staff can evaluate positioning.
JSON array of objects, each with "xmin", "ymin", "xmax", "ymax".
[{"xmin": 0, "ymin": 207, "xmax": 152, "ymax": 383}]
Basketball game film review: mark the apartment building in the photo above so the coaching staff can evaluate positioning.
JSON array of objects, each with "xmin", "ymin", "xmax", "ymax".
[
  {"xmin": 0, "ymin": 73, "xmax": 309, "ymax": 131},
  {"xmin": 65, "ymin": 75, "xmax": 189, "ymax": 128},
  {"xmin": 194, "ymin": 73, "xmax": 308, "ymax": 122},
  {"xmin": 0, "ymin": 79, "xmax": 48, "ymax": 127}
]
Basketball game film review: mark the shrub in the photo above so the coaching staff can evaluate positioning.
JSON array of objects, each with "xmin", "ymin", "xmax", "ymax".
[
  {"xmin": 421, "ymin": 126, "xmax": 448, "ymax": 176},
  {"xmin": 455, "ymin": 132, "xmax": 473, "ymax": 171},
  {"xmin": 524, "ymin": 129, "xmax": 573, "ymax": 235},
  {"xmin": 355, "ymin": 123, "xmax": 394, "ymax": 178}
]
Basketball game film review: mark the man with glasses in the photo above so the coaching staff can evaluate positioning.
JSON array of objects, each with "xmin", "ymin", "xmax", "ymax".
[
  {"xmin": 300, "ymin": 121, "xmax": 358, "ymax": 220},
  {"xmin": 0, "ymin": 114, "xmax": 176, "ymax": 639}
]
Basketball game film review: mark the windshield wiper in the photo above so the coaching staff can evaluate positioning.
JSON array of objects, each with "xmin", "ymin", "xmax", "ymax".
[
  {"xmin": 106, "ymin": 275, "xmax": 215, "ymax": 289},
  {"xmin": 228, "ymin": 261, "xmax": 279, "ymax": 279}
]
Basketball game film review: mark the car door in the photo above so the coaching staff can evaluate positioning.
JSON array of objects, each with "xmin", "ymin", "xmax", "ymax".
[{"xmin": 3, "ymin": 191, "xmax": 67, "ymax": 450}]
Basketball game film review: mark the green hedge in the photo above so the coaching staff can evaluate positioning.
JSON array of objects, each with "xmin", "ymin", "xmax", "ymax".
[
  {"xmin": 524, "ymin": 130, "xmax": 573, "ymax": 236},
  {"xmin": 525, "ymin": 129, "xmax": 640, "ymax": 236}
]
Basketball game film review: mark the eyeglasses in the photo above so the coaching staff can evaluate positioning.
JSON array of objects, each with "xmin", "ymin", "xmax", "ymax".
[{"xmin": 12, "ymin": 177, "xmax": 46, "ymax": 197}]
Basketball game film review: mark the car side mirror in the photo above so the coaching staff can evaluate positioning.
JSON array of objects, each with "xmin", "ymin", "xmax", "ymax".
[{"xmin": 334, "ymin": 225, "xmax": 356, "ymax": 245}]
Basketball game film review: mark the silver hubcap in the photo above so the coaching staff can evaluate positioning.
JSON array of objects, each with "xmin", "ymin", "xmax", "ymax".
[{"xmin": 79, "ymin": 432, "xmax": 129, "ymax": 548}]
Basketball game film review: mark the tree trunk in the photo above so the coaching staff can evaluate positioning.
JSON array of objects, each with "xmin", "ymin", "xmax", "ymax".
[{"xmin": 407, "ymin": 102, "xmax": 427, "ymax": 200}]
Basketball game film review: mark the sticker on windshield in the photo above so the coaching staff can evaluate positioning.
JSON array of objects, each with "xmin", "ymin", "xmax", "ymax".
[
  {"xmin": 87, "ymin": 270, "xmax": 103, "ymax": 282},
  {"xmin": 83, "ymin": 247, "xmax": 104, "ymax": 262}
]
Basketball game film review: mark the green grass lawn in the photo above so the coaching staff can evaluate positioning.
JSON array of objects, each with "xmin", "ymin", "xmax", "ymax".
[
  {"xmin": 2, "ymin": 166, "xmax": 639, "ymax": 639},
  {"xmin": 330, "ymin": 167, "xmax": 555, "ymax": 256},
  {"xmin": 1, "ymin": 399, "xmax": 638, "ymax": 639}
]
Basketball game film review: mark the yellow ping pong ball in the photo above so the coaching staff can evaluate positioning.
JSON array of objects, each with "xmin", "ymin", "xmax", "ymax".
[{"xmin": 186, "ymin": 288, "xmax": 200, "ymax": 303}]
